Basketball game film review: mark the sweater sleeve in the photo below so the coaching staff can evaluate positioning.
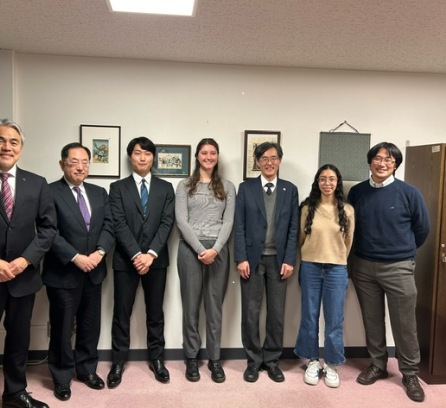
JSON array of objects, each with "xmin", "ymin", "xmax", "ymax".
[
  {"xmin": 409, "ymin": 186, "xmax": 430, "ymax": 248},
  {"xmin": 212, "ymin": 180, "xmax": 236, "ymax": 253},
  {"xmin": 344, "ymin": 204, "xmax": 355, "ymax": 256},
  {"xmin": 175, "ymin": 179, "xmax": 206, "ymax": 254}
]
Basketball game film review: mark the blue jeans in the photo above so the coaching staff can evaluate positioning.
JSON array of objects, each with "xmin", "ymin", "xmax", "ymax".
[{"xmin": 294, "ymin": 262, "xmax": 348, "ymax": 365}]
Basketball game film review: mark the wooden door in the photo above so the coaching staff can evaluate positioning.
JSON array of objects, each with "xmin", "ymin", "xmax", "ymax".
[
  {"xmin": 405, "ymin": 143, "xmax": 446, "ymax": 383},
  {"xmin": 432, "ymin": 146, "xmax": 446, "ymax": 377}
]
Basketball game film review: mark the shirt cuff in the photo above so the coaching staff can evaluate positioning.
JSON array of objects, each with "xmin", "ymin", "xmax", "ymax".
[
  {"xmin": 131, "ymin": 251, "xmax": 142, "ymax": 261},
  {"xmin": 148, "ymin": 249, "xmax": 158, "ymax": 258}
]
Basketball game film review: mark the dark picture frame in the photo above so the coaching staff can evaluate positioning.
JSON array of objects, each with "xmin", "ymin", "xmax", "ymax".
[
  {"xmin": 243, "ymin": 130, "xmax": 281, "ymax": 180},
  {"xmin": 152, "ymin": 144, "xmax": 191, "ymax": 177},
  {"xmin": 80, "ymin": 124, "xmax": 121, "ymax": 178}
]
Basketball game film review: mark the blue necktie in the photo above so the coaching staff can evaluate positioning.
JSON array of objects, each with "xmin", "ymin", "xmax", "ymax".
[
  {"xmin": 73, "ymin": 187, "xmax": 90, "ymax": 230},
  {"xmin": 141, "ymin": 179, "xmax": 148, "ymax": 214}
]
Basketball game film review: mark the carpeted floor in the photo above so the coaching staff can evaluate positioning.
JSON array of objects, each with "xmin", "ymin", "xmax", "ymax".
[{"xmin": 2, "ymin": 358, "xmax": 446, "ymax": 407}]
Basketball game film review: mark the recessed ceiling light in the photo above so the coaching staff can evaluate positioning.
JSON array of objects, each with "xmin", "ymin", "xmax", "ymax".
[{"xmin": 107, "ymin": 0, "xmax": 196, "ymax": 16}]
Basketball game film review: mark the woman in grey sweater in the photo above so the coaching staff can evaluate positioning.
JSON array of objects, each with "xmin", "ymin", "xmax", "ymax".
[{"xmin": 175, "ymin": 138, "xmax": 236, "ymax": 383}]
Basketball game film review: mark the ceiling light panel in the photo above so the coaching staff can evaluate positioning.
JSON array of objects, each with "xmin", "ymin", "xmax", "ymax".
[{"xmin": 107, "ymin": 0, "xmax": 196, "ymax": 16}]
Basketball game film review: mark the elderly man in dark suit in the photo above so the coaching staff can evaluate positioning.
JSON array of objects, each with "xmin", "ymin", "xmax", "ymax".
[
  {"xmin": 107, "ymin": 137, "xmax": 175, "ymax": 387},
  {"xmin": 0, "ymin": 119, "xmax": 57, "ymax": 408},
  {"xmin": 234, "ymin": 141, "xmax": 298, "ymax": 383},
  {"xmin": 42, "ymin": 143, "xmax": 114, "ymax": 402}
]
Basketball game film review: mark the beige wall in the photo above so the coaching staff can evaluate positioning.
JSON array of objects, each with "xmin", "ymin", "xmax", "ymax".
[{"xmin": 1, "ymin": 50, "xmax": 445, "ymax": 352}]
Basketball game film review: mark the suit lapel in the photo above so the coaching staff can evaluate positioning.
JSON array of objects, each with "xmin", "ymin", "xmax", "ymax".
[
  {"xmin": 252, "ymin": 176, "xmax": 267, "ymax": 221},
  {"xmin": 145, "ymin": 175, "xmax": 160, "ymax": 219},
  {"xmin": 124, "ymin": 175, "xmax": 145, "ymax": 216},
  {"xmin": 275, "ymin": 178, "xmax": 287, "ymax": 223},
  {"xmin": 57, "ymin": 178, "xmax": 89, "ymax": 231},
  {"xmin": 84, "ymin": 182, "xmax": 99, "ymax": 229}
]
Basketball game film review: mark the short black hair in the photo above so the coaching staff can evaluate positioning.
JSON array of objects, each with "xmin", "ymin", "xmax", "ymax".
[
  {"xmin": 126, "ymin": 137, "xmax": 156, "ymax": 157},
  {"xmin": 367, "ymin": 142, "xmax": 403, "ymax": 169},
  {"xmin": 254, "ymin": 142, "xmax": 283, "ymax": 160},
  {"xmin": 61, "ymin": 142, "xmax": 91, "ymax": 161}
]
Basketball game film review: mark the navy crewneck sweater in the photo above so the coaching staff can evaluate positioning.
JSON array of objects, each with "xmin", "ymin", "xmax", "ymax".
[{"xmin": 348, "ymin": 179, "xmax": 430, "ymax": 262}]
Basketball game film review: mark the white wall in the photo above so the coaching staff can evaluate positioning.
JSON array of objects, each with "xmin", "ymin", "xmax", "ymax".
[
  {"xmin": 0, "ymin": 51, "xmax": 15, "ymax": 120},
  {"xmin": 2, "ymin": 52, "xmax": 446, "ymax": 353}
]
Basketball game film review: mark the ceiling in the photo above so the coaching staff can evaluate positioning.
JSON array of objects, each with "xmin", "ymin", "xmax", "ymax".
[{"xmin": 1, "ymin": 0, "xmax": 446, "ymax": 74}]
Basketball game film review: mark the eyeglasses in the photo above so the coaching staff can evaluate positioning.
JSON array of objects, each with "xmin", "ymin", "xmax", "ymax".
[
  {"xmin": 318, "ymin": 177, "xmax": 337, "ymax": 184},
  {"xmin": 372, "ymin": 156, "xmax": 395, "ymax": 165},
  {"xmin": 65, "ymin": 160, "xmax": 90, "ymax": 168},
  {"xmin": 258, "ymin": 156, "xmax": 279, "ymax": 164}
]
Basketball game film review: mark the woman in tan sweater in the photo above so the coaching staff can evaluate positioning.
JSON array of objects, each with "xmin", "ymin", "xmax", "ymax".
[{"xmin": 294, "ymin": 164, "xmax": 354, "ymax": 388}]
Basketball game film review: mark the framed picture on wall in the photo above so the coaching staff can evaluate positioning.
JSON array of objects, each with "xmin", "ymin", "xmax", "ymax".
[
  {"xmin": 152, "ymin": 144, "xmax": 191, "ymax": 177},
  {"xmin": 80, "ymin": 124, "xmax": 121, "ymax": 178},
  {"xmin": 243, "ymin": 130, "xmax": 281, "ymax": 180}
]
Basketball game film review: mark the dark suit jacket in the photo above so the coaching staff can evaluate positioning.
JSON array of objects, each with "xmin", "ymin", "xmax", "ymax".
[
  {"xmin": 234, "ymin": 176, "xmax": 299, "ymax": 271},
  {"xmin": 0, "ymin": 167, "xmax": 57, "ymax": 297},
  {"xmin": 42, "ymin": 178, "xmax": 115, "ymax": 289},
  {"xmin": 109, "ymin": 174, "xmax": 175, "ymax": 270}
]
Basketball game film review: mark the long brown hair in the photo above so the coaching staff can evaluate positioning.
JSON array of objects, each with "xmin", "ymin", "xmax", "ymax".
[
  {"xmin": 186, "ymin": 138, "xmax": 226, "ymax": 200},
  {"xmin": 300, "ymin": 164, "xmax": 349, "ymax": 235}
]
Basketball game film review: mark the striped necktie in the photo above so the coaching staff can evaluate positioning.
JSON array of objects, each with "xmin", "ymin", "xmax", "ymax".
[
  {"xmin": 141, "ymin": 179, "xmax": 148, "ymax": 214},
  {"xmin": 1, "ymin": 173, "xmax": 14, "ymax": 220}
]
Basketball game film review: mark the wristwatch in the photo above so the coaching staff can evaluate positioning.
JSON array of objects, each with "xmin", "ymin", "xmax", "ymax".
[{"xmin": 97, "ymin": 247, "xmax": 106, "ymax": 256}]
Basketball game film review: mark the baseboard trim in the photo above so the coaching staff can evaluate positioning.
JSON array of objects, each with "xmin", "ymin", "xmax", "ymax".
[{"xmin": 11, "ymin": 346, "xmax": 395, "ymax": 364}]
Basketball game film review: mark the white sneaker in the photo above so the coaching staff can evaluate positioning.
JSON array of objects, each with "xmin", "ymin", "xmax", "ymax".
[
  {"xmin": 323, "ymin": 363, "xmax": 340, "ymax": 388},
  {"xmin": 304, "ymin": 360, "xmax": 321, "ymax": 385}
]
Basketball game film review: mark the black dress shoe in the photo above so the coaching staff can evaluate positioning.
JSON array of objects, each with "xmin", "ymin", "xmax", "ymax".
[
  {"xmin": 76, "ymin": 372, "xmax": 105, "ymax": 390},
  {"xmin": 262, "ymin": 364, "xmax": 285, "ymax": 382},
  {"xmin": 54, "ymin": 383, "xmax": 71, "ymax": 401},
  {"xmin": 402, "ymin": 375, "xmax": 425, "ymax": 402},
  {"xmin": 243, "ymin": 366, "xmax": 259, "ymax": 382},
  {"xmin": 208, "ymin": 360, "xmax": 226, "ymax": 383},
  {"xmin": 149, "ymin": 359, "xmax": 170, "ymax": 383},
  {"xmin": 107, "ymin": 364, "xmax": 124, "ymax": 388},
  {"xmin": 185, "ymin": 358, "xmax": 200, "ymax": 382},
  {"xmin": 2, "ymin": 392, "xmax": 49, "ymax": 408},
  {"xmin": 357, "ymin": 364, "xmax": 388, "ymax": 385}
]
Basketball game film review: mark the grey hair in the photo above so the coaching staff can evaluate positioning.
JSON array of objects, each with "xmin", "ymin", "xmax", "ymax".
[{"xmin": 0, "ymin": 119, "xmax": 26, "ymax": 144}]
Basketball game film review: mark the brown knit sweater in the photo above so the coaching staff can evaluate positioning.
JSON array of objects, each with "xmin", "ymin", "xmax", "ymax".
[{"xmin": 299, "ymin": 203, "xmax": 355, "ymax": 265}]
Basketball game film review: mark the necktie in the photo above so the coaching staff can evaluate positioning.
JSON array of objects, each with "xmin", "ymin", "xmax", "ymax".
[
  {"xmin": 141, "ymin": 179, "xmax": 148, "ymax": 214},
  {"xmin": 73, "ymin": 187, "xmax": 90, "ymax": 230},
  {"xmin": 1, "ymin": 173, "xmax": 14, "ymax": 220},
  {"xmin": 265, "ymin": 182, "xmax": 274, "ymax": 196}
]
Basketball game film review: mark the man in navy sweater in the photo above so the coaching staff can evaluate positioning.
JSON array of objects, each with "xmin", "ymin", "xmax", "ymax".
[{"xmin": 348, "ymin": 142, "xmax": 430, "ymax": 403}]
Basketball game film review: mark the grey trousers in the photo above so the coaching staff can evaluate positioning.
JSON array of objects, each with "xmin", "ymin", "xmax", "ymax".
[
  {"xmin": 240, "ymin": 254, "xmax": 287, "ymax": 369},
  {"xmin": 351, "ymin": 254, "xmax": 420, "ymax": 376},
  {"xmin": 177, "ymin": 240, "xmax": 230, "ymax": 361}
]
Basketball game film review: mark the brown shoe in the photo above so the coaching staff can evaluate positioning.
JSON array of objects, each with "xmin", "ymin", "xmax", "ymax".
[
  {"xmin": 402, "ymin": 375, "xmax": 425, "ymax": 402},
  {"xmin": 357, "ymin": 364, "xmax": 388, "ymax": 385}
]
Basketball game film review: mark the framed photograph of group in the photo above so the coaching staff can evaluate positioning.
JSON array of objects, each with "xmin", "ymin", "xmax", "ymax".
[
  {"xmin": 152, "ymin": 144, "xmax": 191, "ymax": 177},
  {"xmin": 80, "ymin": 124, "xmax": 121, "ymax": 178},
  {"xmin": 243, "ymin": 130, "xmax": 281, "ymax": 180}
]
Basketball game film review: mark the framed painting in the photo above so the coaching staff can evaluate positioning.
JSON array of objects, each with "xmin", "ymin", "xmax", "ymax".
[
  {"xmin": 152, "ymin": 144, "xmax": 191, "ymax": 177},
  {"xmin": 80, "ymin": 125, "xmax": 121, "ymax": 178}
]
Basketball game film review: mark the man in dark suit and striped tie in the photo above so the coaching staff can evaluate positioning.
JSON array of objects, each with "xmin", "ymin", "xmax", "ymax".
[{"xmin": 0, "ymin": 119, "xmax": 57, "ymax": 408}]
